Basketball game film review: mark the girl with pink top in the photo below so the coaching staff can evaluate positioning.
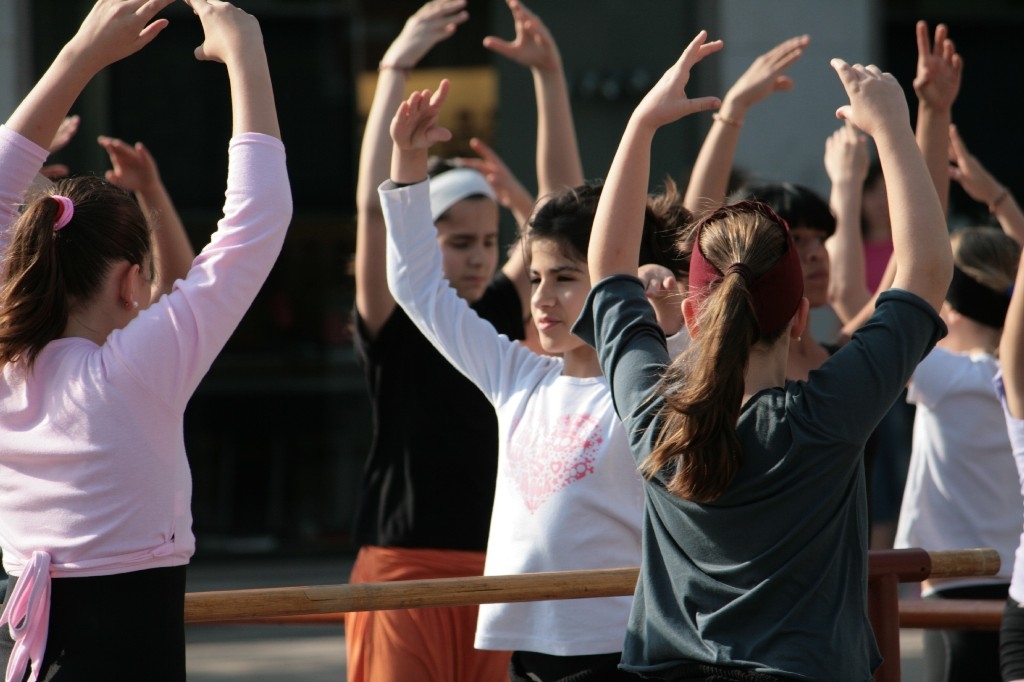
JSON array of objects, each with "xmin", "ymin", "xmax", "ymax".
[{"xmin": 0, "ymin": 1, "xmax": 291, "ymax": 680}]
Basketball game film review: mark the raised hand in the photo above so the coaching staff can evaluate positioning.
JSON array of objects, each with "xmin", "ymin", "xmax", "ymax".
[
  {"xmin": 98, "ymin": 136, "xmax": 160, "ymax": 194},
  {"xmin": 67, "ymin": 0, "xmax": 175, "ymax": 72},
  {"xmin": 48, "ymin": 115, "xmax": 80, "ymax": 154},
  {"xmin": 484, "ymin": 0, "xmax": 561, "ymax": 73},
  {"xmin": 455, "ymin": 138, "xmax": 533, "ymax": 221},
  {"xmin": 184, "ymin": 0, "xmax": 263, "ymax": 64},
  {"xmin": 638, "ymin": 263, "xmax": 683, "ymax": 336},
  {"xmin": 391, "ymin": 80, "xmax": 452, "ymax": 154},
  {"xmin": 948, "ymin": 124, "xmax": 1001, "ymax": 206},
  {"xmin": 381, "ymin": 0, "xmax": 468, "ymax": 70},
  {"xmin": 41, "ymin": 116, "xmax": 82, "ymax": 180},
  {"xmin": 633, "ymin": 31, "xmax": 723, "ymax": 132},
  {"xmin": 824, "ymin": 121, "xmax": 868, "ymax": 186},
  {"xmin": 832, "ymin": 61, "xmax": 910, "ymax": 141},
  {"xmin": 913, "ymin": 21, "xmax": 962, "ymax": 111},
  {"xmin": 719, "ymin": 35, "xmax": 809, "ymax": 122}
]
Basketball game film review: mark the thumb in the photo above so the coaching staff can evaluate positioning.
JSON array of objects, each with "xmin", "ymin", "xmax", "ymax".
[
  {"xmin": 483, "ymin": 36, "xmax": 517, "ymax": 61},
  {"xmin": 686, "ymin": 96, "xmax": 722, "ymax": 115},
  {"xmin": 835, "ymin": 105, "xmax": 852, "ymax": 121}
]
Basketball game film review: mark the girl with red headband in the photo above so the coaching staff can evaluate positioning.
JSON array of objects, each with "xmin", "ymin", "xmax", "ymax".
[
  {"xmin": 575, "ymin": 31, "xmax": 952, "ymax": 681},
  {"xmin": 0, "ymin": 1, "xmax": 291, "ymax": 680}
]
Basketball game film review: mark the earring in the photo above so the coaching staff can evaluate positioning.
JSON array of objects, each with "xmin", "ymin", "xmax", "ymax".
[{"xmin": 132, "ymin": 301, "xmax": 139, "ymax": 309}]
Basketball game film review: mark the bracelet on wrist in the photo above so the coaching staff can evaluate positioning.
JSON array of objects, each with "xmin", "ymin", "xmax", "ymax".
[
  {"xmin": 712, "ymin": 112, "xmax": 743, "ymax": 129},
  {"xmin": 989, "ymin": 188, "xmax": 1009, "ymax": 214},
  {"xmin": 378, "ymin": 62, "xmax": 411, "ymax": 75}
]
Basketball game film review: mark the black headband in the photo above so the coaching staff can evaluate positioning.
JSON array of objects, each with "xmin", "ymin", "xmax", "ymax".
[{"xmin": 946, "ymin": 265, "xmax": 1011, "ymax": 329}]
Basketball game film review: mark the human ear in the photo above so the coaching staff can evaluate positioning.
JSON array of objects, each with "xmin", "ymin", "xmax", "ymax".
[
  {"xmin": 682, "ymin": 297, "xmax": 700, "ymax": 338},
  {"xmin": 790, "ymin": 296, "xmax": 811, "ymax": 340},
  {"xmin": 118, "ymin": 262, "xmax": 141, "ymax": 310}
]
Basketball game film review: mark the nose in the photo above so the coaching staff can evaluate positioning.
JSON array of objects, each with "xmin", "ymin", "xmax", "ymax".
[{"xmin": 531, "ymin": 278, "xmax": 554, "ymax": 309}]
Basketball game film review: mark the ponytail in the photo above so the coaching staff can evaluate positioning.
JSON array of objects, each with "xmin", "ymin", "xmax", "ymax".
[
  {"xmin": 643, "ymin": 271, "xmax": 759, "ymax": 501},
  {"xmin": 641, "ymin": 204, "xmax": 798, "ymax": 502},
  {"xmin": 0, "ymin": 198, "xmax": 71, "ymax": 366},
  {"xmin": 0, "ymin": 176, "xmax": 150, "ymax": 368}
]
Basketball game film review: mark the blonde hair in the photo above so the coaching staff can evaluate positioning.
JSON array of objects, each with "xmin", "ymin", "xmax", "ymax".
[{"xmin": 951, "ymin": 226, "xmax": 1019, "ymax": 293}]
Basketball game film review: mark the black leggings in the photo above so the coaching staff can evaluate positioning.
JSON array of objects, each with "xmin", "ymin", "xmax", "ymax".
[
  {"xmin": 923, "ymin": 582, "xmax": 1009, "ymax": 682},
  {"xmin": 1001, "ymin": 596, "xmax": 1024, "ymax": 681},
  {"xmin": 0, "ymin": 565, "xmax": 186, "ymax": 682},
  {"xmin": 509, "ymin": 650, "xmax": 641, "ymax": 682}
]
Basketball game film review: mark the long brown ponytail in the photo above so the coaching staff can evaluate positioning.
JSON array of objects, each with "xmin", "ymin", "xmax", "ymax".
[{"xmin": 641, "ymin": 207, "xmax": 793, "ymax": 502}]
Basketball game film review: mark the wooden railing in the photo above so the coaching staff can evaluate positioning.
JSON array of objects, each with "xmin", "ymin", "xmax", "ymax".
[{"xmin": 182, "ymin": 547, "xmax": 1001, "ymax": 682}]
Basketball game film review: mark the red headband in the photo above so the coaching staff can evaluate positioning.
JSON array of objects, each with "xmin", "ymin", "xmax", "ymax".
[{"xmin": 687, "ymin": 201, "xmax": 804, "ymax": 337}]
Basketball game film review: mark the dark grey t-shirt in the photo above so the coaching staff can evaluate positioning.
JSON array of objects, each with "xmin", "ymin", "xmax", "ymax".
[{"xmin": 573, "ymin": 276, "xmax": 945, "ymax": 681}]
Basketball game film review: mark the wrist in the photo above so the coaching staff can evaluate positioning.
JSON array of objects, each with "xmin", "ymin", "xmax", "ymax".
[
  {"xmin": 717, "ymin": 97, "xmax": 748, "ymax": 124},
  {"xmin": 391, "ymin": 148, "xmax": 430, "ymax": 185},
  {"xmin": 378, "ymin": 61, "xmax": 411, "ymax": 76},
  {"xmin": 989, "ymin": 187, "xmax": 1009, "ymax": 214}
]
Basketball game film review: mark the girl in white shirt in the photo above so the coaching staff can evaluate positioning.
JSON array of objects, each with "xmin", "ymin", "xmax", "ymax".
[{"xmin": 382, "ymin": 80, "xmax": 650, "ymax": 681}]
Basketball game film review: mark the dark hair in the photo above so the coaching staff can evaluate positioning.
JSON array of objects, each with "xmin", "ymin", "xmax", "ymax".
[
  {"xmin": 645, "ymin": 205, "xmax": 791, "ymax": 502},
  {"xmin": 0, "ymin": 176, "xmax": 151, "ymax": 367},
  {"xmin": 529, "ymin": 179, "xmax": 682, "ymax": 269},
  {"xmin": 730, "ymin": 182, "xmax": 835, "ymax": 237},
  {"xmin": 644, "ymin": 176, "xmax": 695, "ymax": 277},
  {"xmin": 528, "ymin": 181, "xmax": 603, "ymax": 262}
]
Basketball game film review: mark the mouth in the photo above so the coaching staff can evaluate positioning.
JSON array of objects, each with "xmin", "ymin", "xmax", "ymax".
[{"xmin": 534, "ymin": 317, "xmax": 560, "ymax": 331}]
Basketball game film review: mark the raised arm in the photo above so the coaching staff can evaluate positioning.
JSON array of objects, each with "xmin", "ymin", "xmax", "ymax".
[
  {"xmin": 949, "ymin": 123, "xmax": 1024, "ymax": 245},
  {"xmin": 355, "ymin": 0, "xmax": 467, "ymax": 336},
  {"xmin": 832, "ymin": 60, "xmax": 952, "ymax": 311},
  {"xmin": 484, "ymin": 0, "xmax": 579, "ymax": 317},
  {"xmin": 913, "ymin": 20, "xmax": 962, "ymax": 217},
  {"xmin": 99, "ymin": 135, "xmax": 195, "ymax": 297},
  {"xmin": 589, "ymin": 31, "xmax": 721, "ymax": 282},
  {"xmin": 485, "ymin": 0, "xmax": 582, "ymax": 196},
  {"xmin": 823, "ymin": 122, "xmax": 872, "ymax": 323},
  {"xmin": 682, "ymin": 35, "xmax": 808, "ymax": 215},
  {"xmin": 1002, "ymin": 243, "xmax": 1024, "ymax": 418},
  {"xmin": 6, "ymin": 0, "xmax": 173, "ymax": 148},
  {"xmin": 455, "ymin": 137, "xmax": 535, "ymax": 229}
]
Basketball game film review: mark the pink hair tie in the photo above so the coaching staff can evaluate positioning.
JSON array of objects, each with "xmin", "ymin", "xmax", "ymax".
[{"xmin": 52, "ymin": 195, "xmax": 74, "ymax": 231}]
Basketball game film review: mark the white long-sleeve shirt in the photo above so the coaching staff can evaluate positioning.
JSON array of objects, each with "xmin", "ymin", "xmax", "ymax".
[{"xmin": 381, "ymin": 179, "xmax": 643, "ymax": 656}]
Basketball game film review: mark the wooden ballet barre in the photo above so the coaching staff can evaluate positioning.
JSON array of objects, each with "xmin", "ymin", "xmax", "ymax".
[
  {"xmin": 183, "ymin": 548, "xmax": 999, "ymax": 625},
  {"xmin": 898, "ymin": 599, "xmax": 1004, "ymax": 630},
  {"xmin": 185, "ymin": 566, "xmax": 638, "ymax": 624}
]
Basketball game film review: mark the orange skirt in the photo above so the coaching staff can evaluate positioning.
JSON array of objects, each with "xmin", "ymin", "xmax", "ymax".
[{"xmin": 344, "ymin": 546, "xmax": 511, "ymax": 682}]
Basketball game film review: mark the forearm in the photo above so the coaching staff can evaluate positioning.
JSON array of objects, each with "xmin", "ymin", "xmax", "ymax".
[
  {"xmin": 138, "ymin": 181, "xmax": 195, "ymax": 296},
  {"xmin": 532, "ymin": 64, "xmax": 583, "ymax": 195},
  {"xmin": 682, "ymin": 102, "xmax": 743, "ymax": 213},
  {"xmin": 357, "ymin": 70, "xmax": 408, "ymax": 215},
  {"xmin": 6, "ymin": 46, "xmax": 98, "ymax": 150},
  {"xmin": 1002, "ymin": 256, "xmax": 1024, "ymax": 418},
  {"xmin": 880, "ymin": 126, "xmax": 951, "ymax": 310},
  {"xmin": 826, "ymin": 179, "xmax": 871, "ymax": 322},
  {"xmin": 226, "ymin": 48, "xmax": 280, "ymax": 139},
  {"xmin": 992, "ymin": 192, "xmax": 1024, "ymax": 246},
  {"xmin": 839, "ymin": 252, "xmax": 896, "ymax": 338},
  {"xmin": 915, "ymin": 102, "xmax": 952, "ymax": 216},
  {"xmin": 590, "ymin": 118, "xmax": 656, "ymax": 281}
]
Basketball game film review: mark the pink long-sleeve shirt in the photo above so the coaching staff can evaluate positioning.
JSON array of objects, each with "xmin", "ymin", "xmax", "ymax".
[{"xmin": 0, "ymin": 126, "xmax": 291, "ymax": 579}]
